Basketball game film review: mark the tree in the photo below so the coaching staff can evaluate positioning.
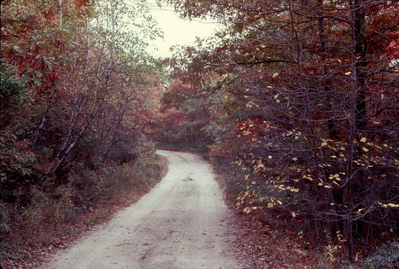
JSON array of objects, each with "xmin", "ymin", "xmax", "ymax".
[
  {"xmin": 163, "ymin": 0, "xmax": 399, "ymax": 262},
  {"xmin": 0, "ymin": 0, "xmax": 164, "ymax": 255}
]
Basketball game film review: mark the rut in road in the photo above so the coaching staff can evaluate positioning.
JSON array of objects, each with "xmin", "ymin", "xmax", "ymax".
[{"xmin": 43, "ymin": 150, "xmax": 240, "ymax": 269}]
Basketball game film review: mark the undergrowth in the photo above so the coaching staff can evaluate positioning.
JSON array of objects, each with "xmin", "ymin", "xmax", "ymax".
[
  {"xmin": 0, "ymin": 155, "xmax": 167, "ymax": 268},
  {"xmin": 211, "ymin": 157, "xmax": 399, "ymax": 269}
]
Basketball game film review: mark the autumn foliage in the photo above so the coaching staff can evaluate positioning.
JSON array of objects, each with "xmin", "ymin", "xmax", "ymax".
[
  {"xmin": 1, "ymin": 0, "xmax": 163, "ymax": 266},
  {"xmin": 161, "ymin": 0, "xmax": 399, "ymax": 266}
]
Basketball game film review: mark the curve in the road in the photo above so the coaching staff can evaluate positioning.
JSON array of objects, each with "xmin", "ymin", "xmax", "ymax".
[{"xmin": 42, "ymin": 150, "xmax": 239, "ymax": 269}]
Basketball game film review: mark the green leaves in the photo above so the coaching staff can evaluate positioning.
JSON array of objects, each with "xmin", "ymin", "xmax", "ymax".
[{"xmin": 0, "ymin": 64, "xmax": 26, "ymax": 109}]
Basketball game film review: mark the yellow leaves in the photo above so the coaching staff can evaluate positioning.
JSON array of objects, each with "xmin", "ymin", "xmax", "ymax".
[
  {"xmin": 360, "ymin": 137, "xmax": 367, "ymax": 143},
  {"xmin": 273, "ymin": 93, "xmax": 281, "ymax": 103},
  {"xmin": 246, "ymin": 100, "xmax": 259, "ymax": 108},
  {"xmin": 220, "ymin": 73, "xmax": 229, "ymax": 80},
  {"xmin": 271, "ymin": 183, "xmax": 300, "ymax": 193},
  {"xmin": 272, "ymin": 72, "xmax": 280, "ymax": 78},
  {"xmin": 236, "ymin": 190, "xmax": 256, "ymax": 209},
  {"xmin": 258, "ymin": 17, "xmax": 266, "ymax": 23},
  {"xmin": 345, "ymin": 71, "xmax": 351, "ymax": 75},
  {"xmin": 302, "ymin": 174, "xmax": 314, "ymax": 181},
  {"xmin": 255, "ymin": 43, "xmax": 267, "ymax": 51},
  {"xmin": 378, "ymin": 202, "xmax": 399, "ymax": 208},
  {"xmin": 243, "ymin": 206, "xmax": 260, "ymax": 214},
  {"xmin": 328, "ymin": 174, "xmax": 341, "ymax": 180},
  {"xmin": 292, "ymin": 157, "xmax": 298, "ymax": 161},
  {"xmin": 267, "ymin": 202, "xmax": 274, "ymax": 208},
  {"xmin": 362, "ymin": 147, "xmax": 369, "ymax": 152},
  {"xmin": 321, "ymin": 140, "xmax": 328, "ymax": 147},
  {"xmin": 317, "ymin": 177, "xmax": 334, "ymax": 189}
]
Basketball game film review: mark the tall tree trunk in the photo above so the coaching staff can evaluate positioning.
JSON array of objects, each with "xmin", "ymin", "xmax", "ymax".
[
  {"xmin": 345, "ymin": 212, "xmax": 355, "ymax": 262},
  {"xmin": 317, "ymin": 0, "xmax": 337, "ymax": 138},
  {"xmin": 352, "ymin": 0, "xmax": 368, "ymax": 130},
  {"xmin": 33, "ymin": 91, "xmax": 55, "ymax": 145},
  {"xmin": 343, "ymin": 0, "xmax": 368, "ymax": 261},
  {"xmin": 59, "ymin": 0, "xmax": 63, "ymax": 28}
]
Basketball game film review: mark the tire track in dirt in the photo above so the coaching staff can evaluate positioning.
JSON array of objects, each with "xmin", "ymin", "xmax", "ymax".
[{"xmin": 41, "ymin": 150, "xmax": 240, "ymax": 269}]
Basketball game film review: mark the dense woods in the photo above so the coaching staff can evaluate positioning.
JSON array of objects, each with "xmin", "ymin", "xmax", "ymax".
[
  {"xmin": 159, "ymin": 0, "xmax": 399, "ymax": 267},
  {"xmin": 1, "ymin": 0, "xmax": 399, "ymax": 268},
  {"xmin": 1, "ymin": 0, "xmax": 165, "ymax": 266}
]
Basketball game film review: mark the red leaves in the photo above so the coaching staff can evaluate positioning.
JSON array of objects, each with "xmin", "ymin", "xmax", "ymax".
[
  {"xmin": 1, "ymin": 0, "xmax": 88, "ymax": 104},
  {"xmin": 385, "ymin": 32, "xmax": 399, "ymax": 59},
  {"xmin": 235, "ymin": 118, "xmax": 275, "ymax": 139},
  {"xmin": 162, "ymin": 112, "xmax": 185, "ymax": 126}
]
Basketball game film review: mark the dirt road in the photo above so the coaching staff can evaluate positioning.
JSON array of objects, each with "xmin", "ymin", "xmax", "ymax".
[{"xmin": 42, "ymin": 150, "xmax": 239, "ymax": 269}]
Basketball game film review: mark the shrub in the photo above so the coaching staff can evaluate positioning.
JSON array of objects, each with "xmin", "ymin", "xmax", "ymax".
[
  {"xmin": 0, "ymin": 63, "xmax": 26, "ymax": 110},
  {"xmin": 21, "ymin": 186, "xmax": 74, "ymax": 243}
]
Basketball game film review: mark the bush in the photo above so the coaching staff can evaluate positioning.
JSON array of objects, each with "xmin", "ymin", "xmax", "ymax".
[
  {"xmin": 363, "ymin": 242, "xmax": 399, "ymax": 269},
  {"xmin": 21, "ymin": 186, "xmax": 74, "ymax": 243},
  {"xmin": 0, "ymin": 63, "xmax": 26, "ymax": 110}
]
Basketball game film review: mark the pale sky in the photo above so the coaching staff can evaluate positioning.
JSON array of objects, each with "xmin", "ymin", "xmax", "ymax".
[{"xmin": 147, "ymin": 1, "xmax": 220, "ymax": 58}]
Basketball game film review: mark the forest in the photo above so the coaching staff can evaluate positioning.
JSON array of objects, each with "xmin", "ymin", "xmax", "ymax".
[{"xmin": 1, "ymin": 0, "xmax": 399, "ymax": 268}]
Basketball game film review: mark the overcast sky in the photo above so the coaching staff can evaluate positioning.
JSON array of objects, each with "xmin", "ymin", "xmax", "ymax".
[{"xmin": 147, "ymin": 1, "xmax": 220, "ymax": 58}]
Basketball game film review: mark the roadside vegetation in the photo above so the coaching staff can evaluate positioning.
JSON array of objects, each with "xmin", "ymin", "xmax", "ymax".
[
  {"xmin": 157, "ymin": 0, "xmax": 399, "ymax": 267},
  {"xmin": 0, "ymin": 1, "xmax": 165, "ymax": 267}
]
